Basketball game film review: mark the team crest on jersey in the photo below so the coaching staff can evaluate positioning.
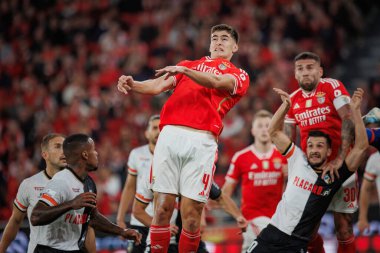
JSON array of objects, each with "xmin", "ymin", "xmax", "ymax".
[
  {"xmin": 218, "ymin": 63, "xmax": 227, "ymax": 70},
  {"xmin": 321, "ymin": 189, "xmax": 331, "ymax": 196},
  {"xmin": 273, "ymin": 158, "xmax": 282, "ymax": 169},
  {"xmin": 316, "ymin": 92, "xmax": 326, "ymax": 104},
  {"xmin": 323, "ymin": 174, "xmax": 332, "ymax": 184}
]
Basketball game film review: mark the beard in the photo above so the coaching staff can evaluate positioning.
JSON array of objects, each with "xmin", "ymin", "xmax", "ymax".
[
  {"xmin": 300, "ymin": 79, "xmax": 318, "ymax": 92},
  {"xmin": 308, "ymin": 158, "xmax": 326, "ymax": 170}
]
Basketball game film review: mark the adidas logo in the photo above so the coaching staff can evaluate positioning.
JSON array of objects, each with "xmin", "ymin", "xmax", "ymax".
[
  {"xmin": 294, "ymin": 103, "xmax": 300, "ymax": 109},
  {"xmin": 348, "ymin": 202, "xmax": 355, "ymax": 208},
  {"xmin": 151, "ymin": 244, "xmax": 163, "ymax": 249}
]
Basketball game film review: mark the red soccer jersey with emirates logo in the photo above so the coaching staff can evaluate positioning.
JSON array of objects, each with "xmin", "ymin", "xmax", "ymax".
[
  {"xmin": 226, "ymin": 145, "xmax": 286, "ymax": 220},
  {"xmin": 159, "ymin": 56, "xmax": 250, "ymax": 136},
  {"xmin": 285, "ymin": 78, "xmax": 350, "ymax": 160}
]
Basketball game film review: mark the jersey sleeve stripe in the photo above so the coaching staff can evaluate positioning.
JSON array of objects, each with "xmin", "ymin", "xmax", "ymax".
[
  {"xmin": 41, "ymin": 193, "xmax": 59, "ymax": 206},
  {"xmin": 14, "ymin": 199, "xmax": 27, "ymax": 212},
  {"xmin": 364, "ymin": 172, "xmax": 376, "ymax": 181},
  {"xmin": 135, "ymin": 193, "xmax": 152, "ymax": 204},
  {"xmin": 333, "ymin": 95, "xmax": 350, "ymax": 110},
  {"xmin": 283, "ymin": 143, "xmax": 296, "ymax": 159},
  {"xmin": 369, "ymin": 129, "xmax": 375, "ymax": 144},
  {"xmin": 128, "ymin": 168, "xmax": 138, "ymax": 175}
]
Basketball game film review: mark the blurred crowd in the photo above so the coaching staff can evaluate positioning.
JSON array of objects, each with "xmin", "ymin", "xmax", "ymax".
[{"xmin": 0, "ymin": 0, "xmax": 378, "ymax": 220}]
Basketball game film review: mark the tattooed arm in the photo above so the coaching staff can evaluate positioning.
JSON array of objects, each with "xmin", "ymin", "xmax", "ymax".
[{"xmin": 284, "ymin": 123, "xmax": 297, "ymax": 142}]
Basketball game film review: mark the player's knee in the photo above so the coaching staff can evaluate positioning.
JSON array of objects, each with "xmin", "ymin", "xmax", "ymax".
[
  {"xmin": 154, "ymin": 204, "xmax": 173, "ymax": 224},
  {"xmin": 182, "ymin": 216, "xmax": 200, "ymax": 232},
  {"xmin": 334, "ymin": 213, "xmax": 354, "ymax": 240}
]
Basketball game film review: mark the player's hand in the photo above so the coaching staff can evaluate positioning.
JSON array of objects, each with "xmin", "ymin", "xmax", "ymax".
[
  {"xmin": 121, "ymin": 228, "xmax": 142, "ymax": 245},
  {"xmin": 155, "ymin": 66, "xmax": 186, "ymax": 79},
  {"xmin": 358, "ymin": 219, "xmax": 370, "ymax": 234},
  {"xmin": 70, "ymin": 192, "xmax": 97, "ymax": 210},
  {"xmin": 350, "ymin": 88, "xmax": 364, "ymax": 110},
  {"xmin": 117, "ymin": 75, "xmax": 134, "ymax": 95},
  {"xmin": 169, "ymin": 223, "xmax": 179, "ymax": 236},
  {"xmin": 236, "ymin": 215, "xmax": 248, "ymax": 233},
  {"xmin": 273, "ymin": 88, "xmax": 291, "ymax": 107},
  {"xmin": 321, "ymin": 158, "xmax": 342, "ymax": 182}
]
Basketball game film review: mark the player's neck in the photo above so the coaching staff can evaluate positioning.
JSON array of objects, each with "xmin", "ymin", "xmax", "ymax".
[
  {"xmin": 149, "ymin": 143, "xmax": 155, "ymax": 154},
  {"xmin": 253, "ymin": 141, "xmax": 271, "ymax": 153},
  {"xmin": 45, "ymin": 165, "xmax": 60, "ymax": 178}
]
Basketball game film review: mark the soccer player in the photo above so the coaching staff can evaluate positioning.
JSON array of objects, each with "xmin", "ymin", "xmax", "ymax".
[
  {"xmin": 223, "ymin": 110, "xmax": 287, "ymax": 252},
  {"xmin": 30, "ymin": 134, "xmax": 141, "ymax": 252},
  {"xmin": 284, "ymin": 52, "xmax": 356, "ymax": 252},
  {"xmin": 246, "ymin": 87, "xmax": 367, "ymax": 253},
  {"xmin": 0, "ymin": 134, "xmax": 94, "ymax": 253},
  {"xmin": 116, "ymin": 114, "xmax": 160, "ymax": 252},
  {"xmin": 117, "ymin": 24, "xmax": 249, "ymax": 253}
]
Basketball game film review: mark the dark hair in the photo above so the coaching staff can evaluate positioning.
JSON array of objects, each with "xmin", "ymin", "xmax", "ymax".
[
  {"xmin": 63, "ymin": 134, "xmax": 91, "ymax": 163},
  {"xmin": 294, "ymin": 52, "xmax": 321, "ymax": 65},
  {"xmin": 146, "ymin": 114, "xmax": 160, "ymax": 129},
  {"xmin": 307, "ymin": 131, "xmax": 331, "ymax": 147},
  {"xmin": 41, "ymin": 133, "xmax": 66, "ymax": 151},
  {"xmin": 211, "ymin": 24, "xmax": 239, "ymax": 43}
]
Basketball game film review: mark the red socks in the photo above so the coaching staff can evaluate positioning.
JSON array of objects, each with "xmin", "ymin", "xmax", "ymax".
[
  {"xmin": 178, "ymin": 228, "xmax": 201, "ymax": 253},
  {"xmin": 150, "ymin": 225, "xmax": 170, "ymax": 253},
  {"xmin": 307, "ymin": 233, "xmax": 325, "ymax": 253},
  {"xmin": 337, "ymin": 236, "xmax": 356, "ymax": 253}
]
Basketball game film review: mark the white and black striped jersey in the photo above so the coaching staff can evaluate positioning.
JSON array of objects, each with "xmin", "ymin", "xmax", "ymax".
[{"xmin": 270, "ymin": 143, "xmax": 353, "ymax": 241}]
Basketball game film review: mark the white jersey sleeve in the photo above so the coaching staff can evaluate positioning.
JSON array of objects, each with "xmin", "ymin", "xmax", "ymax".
[
  {"xmin": 127, "ymin": 149, "xmax": 138, "ymax": 175},
  {"xmin": 40, "ymin": 179, "xmax": 70, "ymax": 206},
  {"xmin": 14, "ymin": 180, "xmax": 29, "ymax": 212},
  {"xmin": 283, "ymin": 143, "xmax": 304, "ymax": 177},
  {"xmin": 364, "ymin": 152, "xmax": 380, "ymax": 181}
]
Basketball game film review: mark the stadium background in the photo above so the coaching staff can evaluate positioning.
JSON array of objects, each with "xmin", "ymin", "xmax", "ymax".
[{"xmin": 0, "ymin": 0, "xmax": 380, "ymax": 252}]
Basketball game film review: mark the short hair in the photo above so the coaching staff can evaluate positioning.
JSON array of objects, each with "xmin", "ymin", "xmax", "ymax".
[
  {"xmin": 41, "ymin": 133, "xmax": 66, "ymax": 151},
  {"xmin": 211, "ymin": 24, "xmax": 239, "ymax": 43},
  {"xmin": 146, "ymin": 114, "xmax": 160, "ymax": 129},
  {"xmin": 63, "ymin": 134, "xmax": 91, "ymax": 164},
  {"xmin": 294, "ymin": 52, "xmax": 321, "ymax": 65},
  {"xmin": 307, "ymin": 131, "xmax": 331, "ymax": 148},
  {"xmin": 252, "ymin": 110, "xmax": 273, "ymax": 125}
]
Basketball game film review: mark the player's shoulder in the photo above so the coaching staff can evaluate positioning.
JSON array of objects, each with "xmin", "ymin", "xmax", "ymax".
[
  {"xmin": 368, "ymin": 151, "xmax": 380, "ymax": 164},
  {"xmin": 22, "ymin": 170, "xmax": 48, "ymax": 184},
  {"xmin": 130, "ymin": 144, "xmax": 150, "ymax": 156},
  {"xmin": 232, "ymin": 145, "xmax": 253, "ymax": 160},
  {"xmin": 319, "ymin": 78, "xmax": 344, "ymax": 89},
  {"xmin": 289, "ymin": 88, "xmax": 302, "ymax": 99}
]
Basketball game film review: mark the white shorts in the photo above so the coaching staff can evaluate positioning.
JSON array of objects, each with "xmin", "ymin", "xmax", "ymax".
[
  {"xmin": 151, "ymin": 125, "xmax": 218, "ymax": 203},
  {"xmin": 328, "ymin": 172, "xmax": 358, "ymax": 213},
  {"xmin": 241, "ymin": 216, "xmax": 271, "ymax": 253}
]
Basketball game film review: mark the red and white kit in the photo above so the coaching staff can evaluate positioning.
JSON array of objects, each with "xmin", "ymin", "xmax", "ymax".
[
  {"xmin": 285, "ymin": 78, "xmax": 358, "ymax": 213},
  {"xmin": 152, "ymin": 56, "xmax": 250, "ymax": 203}
]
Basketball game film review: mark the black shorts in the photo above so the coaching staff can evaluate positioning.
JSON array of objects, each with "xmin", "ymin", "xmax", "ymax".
[
  {"xmin": 246, "ymin": 225, "xmax": 308, "ymax": 253},
  {"xmin": 34, "ymin": 244, "xmax": 82, "ymax": 253},
  {"xmin": 130, "ymin": 225, "xmax": 149, "ymax": 253}
]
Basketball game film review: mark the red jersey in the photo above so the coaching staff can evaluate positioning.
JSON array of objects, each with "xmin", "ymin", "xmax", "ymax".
[
  {"xmin": 285, "ymin": 78, "xmax": 350, "ymax": 160},
  {"xmin": 159, "ymin": 56, "xmax": 250, "ymax": 136},
  {"xmin": 226, "ymin": 145, "xmax": 286, "ymax": 220}
]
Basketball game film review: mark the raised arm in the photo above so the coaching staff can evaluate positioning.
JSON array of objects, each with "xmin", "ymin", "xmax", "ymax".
[
  {"xmin": 345, "ymin": 88, "xmax": 368, "ymax": 171},
  {"xmin": 269, "ymin": 88, "xmax": 293, "ymax": 154},
  {"xmin": 155, "ymin": 66, "xmax": 236, "ymax": 93},
  {"xmin": 117, "ymin": 74, "xmax": 175, "ymax": 96}
]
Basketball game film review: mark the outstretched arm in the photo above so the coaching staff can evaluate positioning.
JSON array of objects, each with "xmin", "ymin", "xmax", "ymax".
[
  {"xmin": 269, "ymin": 88, "xmax": 293, "ymax": 154},
  {"xmin": 117, "ymin": 74, "xmax": 175, "ymax": 95},
  {"xmin": 116, "ymin": 174, "xmax": 137, "ymax": 229},
  {"xmin": 155, "ymin": 66, "xmax": 236, "ymax": 93},
  {"xmin": 345, "ymin": 88, "xmax": 368, "ymax": 171},
  {"xmin": 358, "ymin": 178, "xmax": 373, "ymax": 234}
]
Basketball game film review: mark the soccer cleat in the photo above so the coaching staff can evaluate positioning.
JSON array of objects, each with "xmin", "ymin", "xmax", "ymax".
[{"xmin": 363, "ymin": 107, "xmax": 380, "ymax": 124}]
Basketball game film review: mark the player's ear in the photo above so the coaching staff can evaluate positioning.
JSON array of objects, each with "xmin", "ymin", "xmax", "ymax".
[
  {"xmin": 327, "ymin": 147, "xmax": 332, "ymax": 157},
  {"xmin": 41, "ymin": 151, "xmax": 48, "ymax": 160},
  {"xmin": 82, "ymin": 150, "xmax": 88, "ymax": 160},
  {"xmin": 232, "ymin": 43, "xmax": 238, "ymax": 53},
  {"xmin": 319, "ymin": 67, "xmax": 323, "ymax": 77}
]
